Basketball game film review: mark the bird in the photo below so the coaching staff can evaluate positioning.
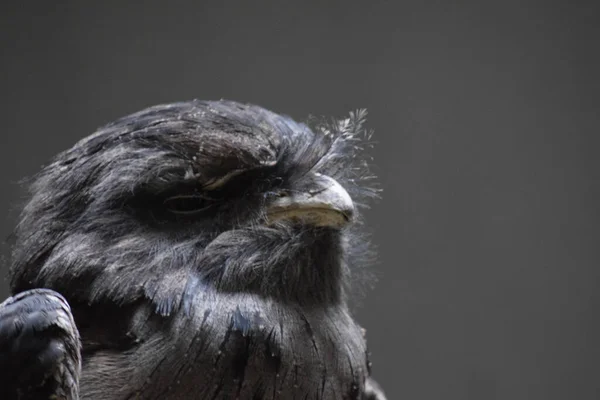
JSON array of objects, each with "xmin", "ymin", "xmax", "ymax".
[{"xmin": 0, "ymin": 99, "xmax": 387, "ymax": 399}]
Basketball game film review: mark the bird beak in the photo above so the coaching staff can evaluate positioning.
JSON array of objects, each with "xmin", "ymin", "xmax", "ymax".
[{"xmin": 266, "ymin": 173, "xmax": 355, "ymax": 228}]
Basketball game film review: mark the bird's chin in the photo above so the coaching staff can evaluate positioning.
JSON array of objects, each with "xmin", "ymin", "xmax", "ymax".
[{"xmin": 265, "ymin": 208, "xmax": 350, "ymax": 229}]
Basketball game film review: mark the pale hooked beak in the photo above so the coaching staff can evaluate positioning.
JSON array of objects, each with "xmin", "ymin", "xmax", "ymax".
[{"xmin": 266, "ymin": 173, "xmax": 354, "ymax": 228}]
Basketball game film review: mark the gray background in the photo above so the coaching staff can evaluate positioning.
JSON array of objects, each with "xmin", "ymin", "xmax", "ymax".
[{"xmin": 1, "ymin": 1, "xmax": 599, "ymax": 399}]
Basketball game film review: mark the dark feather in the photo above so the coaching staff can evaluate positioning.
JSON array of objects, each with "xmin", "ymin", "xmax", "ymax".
[{"xmin": 4, "ymin": 99, "xmax": 386, "ymax": 399}]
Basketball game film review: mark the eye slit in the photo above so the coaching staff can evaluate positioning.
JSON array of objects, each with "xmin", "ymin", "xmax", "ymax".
[{"xmin": 163, "ymin": 194, "xmax": 214, "ymax": 215}]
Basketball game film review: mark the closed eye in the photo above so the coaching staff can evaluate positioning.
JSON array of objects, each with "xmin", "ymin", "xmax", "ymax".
[{"xmin": 163, "ymin": 194, "xmax": 215, "ymax": 215}]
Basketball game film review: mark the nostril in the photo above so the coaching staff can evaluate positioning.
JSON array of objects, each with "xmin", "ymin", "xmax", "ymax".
[
  {"xmin": 271, "ymin": 177, "xmax": 284, "ymax": 187},
  {"xmin": 264, "ymin": 190, "xmax": 289, "ymax": 199}
]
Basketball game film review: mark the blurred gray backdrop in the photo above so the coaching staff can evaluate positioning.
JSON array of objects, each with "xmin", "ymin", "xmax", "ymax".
[{"xmin": 1, "ymin": 1, "xmax": 599, "ymax": 399}]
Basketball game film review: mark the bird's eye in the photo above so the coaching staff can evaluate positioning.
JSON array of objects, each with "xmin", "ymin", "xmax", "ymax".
[{"xmin": 163, "ymin": 194, "xmax": 214, "ymax": 215}]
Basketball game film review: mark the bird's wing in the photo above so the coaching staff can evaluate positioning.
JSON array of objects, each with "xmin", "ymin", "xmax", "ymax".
[{"xmin": 0, "ymin": 288, "xmax": 81, "ymax": 399}]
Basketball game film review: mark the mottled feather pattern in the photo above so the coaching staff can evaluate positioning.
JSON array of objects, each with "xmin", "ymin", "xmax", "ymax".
[
  {"xmin": 4, "ymin": 100, "xmax": 386, "ymax": 399},
  {"xmin": 0, "ymin": 289, "xmax": 81, "ymax": 399}
]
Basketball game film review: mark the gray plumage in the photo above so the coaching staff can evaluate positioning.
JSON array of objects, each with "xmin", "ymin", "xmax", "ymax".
[
  {"xmin": 1, "ymin": 100, "xmax": 386, "ymax": 399},
  {"xmin": 0, "ymin": 289, "xmax": 81, "ymax": 399}
]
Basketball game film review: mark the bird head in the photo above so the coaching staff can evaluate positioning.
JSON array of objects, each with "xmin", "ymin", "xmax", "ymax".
[{"xmin": 9, "ymin": 100, "xmax": 379, "ymax": 313}]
